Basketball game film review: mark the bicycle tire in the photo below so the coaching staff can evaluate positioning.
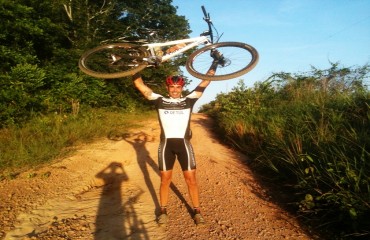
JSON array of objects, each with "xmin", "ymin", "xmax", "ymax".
[
  {"xmin": 79, "ymin": 43, "xmax": 149, "ymax": 79},
  {"xmin": 186, "ymin": 42, "xmax": 259, "ymax": 81}
]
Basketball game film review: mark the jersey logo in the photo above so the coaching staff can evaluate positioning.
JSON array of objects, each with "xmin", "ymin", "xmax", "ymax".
[{"xmin": 164, "ymin": 110, "xmax": 185, "ymax": 114}]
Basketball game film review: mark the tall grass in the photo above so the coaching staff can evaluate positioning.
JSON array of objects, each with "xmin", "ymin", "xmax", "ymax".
[
  {"xmin": 203, "ymin": 64, "xmax": 370, "ymax": 238},
  {"xmin": 0, "ymin": 108, "xmax": 156, "ymax": 176}
]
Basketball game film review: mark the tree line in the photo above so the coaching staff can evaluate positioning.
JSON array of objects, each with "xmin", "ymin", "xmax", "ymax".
[{"xmin": 0, "ymin": 0, "xmax": 189, "ymax": 127}]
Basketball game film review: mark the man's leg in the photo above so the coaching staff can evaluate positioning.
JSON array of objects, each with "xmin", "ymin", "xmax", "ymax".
[
  {"xmin": 159, "ymin": 170, "xmax": 173, "ymax": 207},
  {"xmin": 183, "ymin": 169, "xmax": 200, "ymax": 208},
  {"xmin": 183, "ymin": 169, "xmax": 205, "ymax": 225},
  {"xmin": 157, "ymin": 170, "xmax": 172, "ymax": 225}
]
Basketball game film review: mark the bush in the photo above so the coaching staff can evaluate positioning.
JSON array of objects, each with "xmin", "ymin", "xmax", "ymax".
[
  {"xmin": 204, "ymin": 63, "xmax": 370, "ymax": 238},
  {"xmin": 0, "ymin": 63, "xmax": 46, "ymax": 126}
]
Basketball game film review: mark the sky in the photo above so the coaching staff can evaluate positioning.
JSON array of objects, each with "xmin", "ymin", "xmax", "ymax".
[{"xmin": 171, "ymin": 0, "xmax": 370, "ymax": 111}]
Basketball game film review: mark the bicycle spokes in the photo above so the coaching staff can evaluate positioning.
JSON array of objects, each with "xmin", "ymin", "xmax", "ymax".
[
  {"xmin": 110, "ymin": 54, "xmax": 122, "ymax": 64},
  {"xmin": 79, "ymin": 43, "xmax": 149, "ymax": 78},
  {"xmin": 109, "ymin": 50, "xmax": 143, "ymax": 66},
  {"xmin": 186, "ymin": 42, "xmax": 258, "ymax": 81}
]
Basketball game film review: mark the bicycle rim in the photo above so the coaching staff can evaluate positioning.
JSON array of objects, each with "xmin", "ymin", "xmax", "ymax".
[
  {"xmin": 79, "ymin": 43, "xmax": 149, "ymax": 79},
  {"xmin": 186, "ymin": 42, "xmax": 259, "ymax": 81}
]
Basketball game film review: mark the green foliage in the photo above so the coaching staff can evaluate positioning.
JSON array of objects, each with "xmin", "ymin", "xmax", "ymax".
[
  {"xmin": 204, "ymin": 63, "xmax": 370, "ymax": 238},
  {"xmin": 0, "ymin": 108, "xmax": 156, "ymax": 173},
  {"xmin": 0, "ymin": 1, "xmax": 39, "ymax": 71},
  {"xmin": 0, "ymin": 0, "xmax": 190, "ymax": 127},
  {"xmin": 0, "ymin": 0, "xmax": 70, "ymax": 71},
  {"xmin": 0, "ymin": 64, "xmax": 47, "ymax": 126}
]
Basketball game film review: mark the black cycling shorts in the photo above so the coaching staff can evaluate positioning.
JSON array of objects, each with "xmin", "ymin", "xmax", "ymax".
[{"xmin": 158, "ymin": 138, "xmax": 196, "ymax": 171}]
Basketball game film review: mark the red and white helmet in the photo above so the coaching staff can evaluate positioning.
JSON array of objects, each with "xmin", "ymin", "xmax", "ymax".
[{"xmin": 166, "ymin": 75, "xmax": 185, "ymax": 86}]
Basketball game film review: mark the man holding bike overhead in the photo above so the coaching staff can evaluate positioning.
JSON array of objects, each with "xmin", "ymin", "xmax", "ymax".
[{"xmin": 132, "ymin": 62, "xmax": 217, "ymax": 225}]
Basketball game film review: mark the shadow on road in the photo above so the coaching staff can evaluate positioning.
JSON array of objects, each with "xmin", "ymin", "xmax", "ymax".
[{"xmin": 94, "ymin": 162, "xmax": 149, "ymax": 239}]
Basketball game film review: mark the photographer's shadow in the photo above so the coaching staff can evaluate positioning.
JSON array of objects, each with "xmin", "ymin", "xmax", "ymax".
[{"xmin": 94, "ymin": 162, "xmax": 148, "ymax": 239}]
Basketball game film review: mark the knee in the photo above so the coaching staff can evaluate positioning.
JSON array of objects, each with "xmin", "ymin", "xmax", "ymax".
[
  {"xmin": 184, "ymin": 173, "xmax": 197, "ymax": 187},
  {"xmin": 160, "ymin": 172, "xmax": 172, "ymax": 186},
  {"xmin": 161, "ymin": 177, "xmax": 171, "ymax": 186}
]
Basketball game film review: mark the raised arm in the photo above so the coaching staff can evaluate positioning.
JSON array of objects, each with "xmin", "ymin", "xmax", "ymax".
[
  {"xmin": 132, "ymin": 72, "xmax": 153, "ymax": 100},
  {"xmin": 192, "ymin": 62, "xmax": 218, "ymax": 98}
]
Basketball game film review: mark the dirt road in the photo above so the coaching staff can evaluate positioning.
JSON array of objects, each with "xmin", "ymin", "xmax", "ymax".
[{"xmin": 1, "ymin": 114, "xmax": 315, "ymax": 239}]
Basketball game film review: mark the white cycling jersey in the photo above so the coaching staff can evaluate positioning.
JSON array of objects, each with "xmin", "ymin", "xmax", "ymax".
[{"xmin": 148, "ymin": 91, "xmax": 199, "ymax": 139}]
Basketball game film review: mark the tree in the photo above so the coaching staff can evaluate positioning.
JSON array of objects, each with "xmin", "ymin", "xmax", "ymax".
[{"xmin": 0, "ymin": 0, "xmax": 193, "ymax": 126}]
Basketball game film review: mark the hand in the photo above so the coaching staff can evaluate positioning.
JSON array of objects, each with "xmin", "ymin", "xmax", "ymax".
[{"xmin": 166, "ymin": 43, "xmax": 186, "ymax": 54}]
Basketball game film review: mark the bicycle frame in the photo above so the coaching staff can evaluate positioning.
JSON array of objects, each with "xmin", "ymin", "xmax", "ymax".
[
  {"xmin": 126, "ymin": 5, "xmax": 214, "ymax": 66},
  {"xmin": 143, "ymin": 35, "xmax": 211, "ymax": 64},
  {"xmin": 78, "ymin": 5, "xmax": 258, "ymax": 80}
]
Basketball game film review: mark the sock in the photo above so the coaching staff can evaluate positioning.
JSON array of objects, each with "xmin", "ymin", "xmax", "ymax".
[
  {"xmin": 193, "ymin": 207, "xmax": 201, "ymax": 214},
  {"xmin": 160, "ymin": 206, "xmax": 167, "ymax": 214}
]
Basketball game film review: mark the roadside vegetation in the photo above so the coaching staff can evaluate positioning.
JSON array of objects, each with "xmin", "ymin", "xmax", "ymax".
[
  {"xmin": 0, "ymin": 0, "xmax": 187, "ymax": 174},
  {"xmin": 1, "ymin": 1, "xmax": 369, "ymax": 239},
  {"xmin": 200, "ymin": 63, "xmax": 370, "ymax": 239},
  {"xmin": 0, "ymin": 108, "xmax": 156, "ymax": 178}
]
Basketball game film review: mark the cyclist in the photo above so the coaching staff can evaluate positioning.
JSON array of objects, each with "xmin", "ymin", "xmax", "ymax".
[{"xmin": 132, "ymin": 63, "xmax": 217, "ymax": 225}]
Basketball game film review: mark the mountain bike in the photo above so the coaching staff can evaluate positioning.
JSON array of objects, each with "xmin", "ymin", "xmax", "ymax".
[{"xmin": 78, "ymin": 6, "xmax": 259, "ymax": 81}]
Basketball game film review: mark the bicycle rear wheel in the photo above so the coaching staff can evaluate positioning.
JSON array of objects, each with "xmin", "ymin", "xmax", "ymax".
[
  {"xmin": 79, "ymin": 43, "xmax": 149, "ymax": 79},
  {"xmin": 186, "ymin": 42, "xmax": 259, "ymax": 81}
]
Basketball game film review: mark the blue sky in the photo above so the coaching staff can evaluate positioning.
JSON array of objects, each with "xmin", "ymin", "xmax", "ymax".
[{"xmin": 171, "ymin": 0, "xmax": 370, "ymax": 111}]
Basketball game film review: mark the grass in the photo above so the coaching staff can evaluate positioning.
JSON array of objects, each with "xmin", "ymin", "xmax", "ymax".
[
  {"xmin": 0, "ymin": 108, "xmax": 157, "ymax": 177},
  {"xmin": 202, "ymin": 65, "xmax": 370, "ymax": 239}
]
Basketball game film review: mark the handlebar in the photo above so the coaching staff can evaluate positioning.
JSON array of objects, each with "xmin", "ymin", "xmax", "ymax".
[
  {"xmin": 201, "ymin": 5, "xmax": 211, "ymax": 22},
  {"xmin": 201, "ymin": 5, "xmax": 215, "ymax": 43}
]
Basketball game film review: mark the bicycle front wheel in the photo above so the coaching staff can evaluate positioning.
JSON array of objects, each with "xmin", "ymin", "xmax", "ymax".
[
  {"xmin": 79, "ymin": 43, "xmax": 149, "ymax": 79},
  {"xmin": 186, "ymin": 42, "xmax": 259, "ymax": 81}
]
